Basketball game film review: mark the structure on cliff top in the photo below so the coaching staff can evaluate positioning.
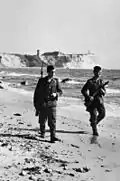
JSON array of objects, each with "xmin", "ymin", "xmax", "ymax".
[{"xmin": 41, "ymin": 50, "xmax": 96, "ymax": 69}]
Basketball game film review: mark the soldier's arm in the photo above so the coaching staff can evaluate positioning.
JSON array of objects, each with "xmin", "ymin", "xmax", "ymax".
[
  {"xmin": 56, "ymin": 78, "xmax": 63, "ymax": 96},
  {"xmin": 33, "ymin": 78, "xmax": 43, "ymax": 109},
  {"xmin": 81, "ymin": 80, "xmax": 90, "ymax": 100}
]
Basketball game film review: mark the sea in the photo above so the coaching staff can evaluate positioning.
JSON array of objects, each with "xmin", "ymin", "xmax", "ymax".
[{"xmin": 0, "ymin": 67, "xmax": 120, "ymax": 107}]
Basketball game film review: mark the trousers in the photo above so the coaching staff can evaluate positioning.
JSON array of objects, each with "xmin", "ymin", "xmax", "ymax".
[
  {"xmin": 89, "ymin": 103, "xmax": 105, "ymax": 127},
  {"xmin": 38, "ymin": 106, "xmax": 56, "ymax": 138}
]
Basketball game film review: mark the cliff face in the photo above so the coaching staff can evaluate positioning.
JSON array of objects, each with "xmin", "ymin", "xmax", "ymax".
[
  {"xmin": 64, "ymin": 54, "xmax": 97, "ymax": 69},
  {"xmin": 0, "ymin": 53, "xmax": 47, "ymax": 68},
  {"xmin": 41, "ymin": 51, "xmax": 97, "ymax": 69},
  {"xmin": 0, "ymin": 53, "xmax": 25, "ymax": 68},
  {"xmin": 0, "ymin": 51, "xmax": 97, "ymax": 69}
]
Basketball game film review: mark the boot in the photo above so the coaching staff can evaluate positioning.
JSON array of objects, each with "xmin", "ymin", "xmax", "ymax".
[
  {"xmin": 91, "ymin": 124, "xmax": 99, "ymax": 136},
  {"xmin": 50, "ymin": 137, "xmax": 61, "ymax": 143},
  {"xmin": 50, "ymin": 132, "xmax": 61, "ymax": 143},
  {"xmin": 40, "ymin": 133, "xmax": 45, "ymax": 138},
  {"xmin": 93, "ymin": 128, "xmax": 99, "ymax": 136}
]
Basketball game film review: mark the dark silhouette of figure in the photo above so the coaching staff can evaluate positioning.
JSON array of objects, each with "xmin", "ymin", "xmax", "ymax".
[
  {"xmin": 33, "ymin": 65, "xmax": 62, "ymax": 143},
  {"xmin": 81, "ymin": 66, "xmax": 107, "ymax": 136}
]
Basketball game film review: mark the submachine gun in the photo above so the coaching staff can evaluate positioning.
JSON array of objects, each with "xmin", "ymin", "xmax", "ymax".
[{"xmin": 84, "ymin": 81, "xmax": 109, "ymax": 109}]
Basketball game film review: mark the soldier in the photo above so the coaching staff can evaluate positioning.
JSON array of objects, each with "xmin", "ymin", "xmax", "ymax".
[
  {"xmin": 81, "ymin": 66, "xmax": 107, "ymax": 136},
  {"xmin": 33, "ymin": 65, "xmax": 63, "ymax": 143}
]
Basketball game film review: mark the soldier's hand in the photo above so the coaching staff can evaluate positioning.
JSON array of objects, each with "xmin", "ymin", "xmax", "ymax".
[
  {"xmin": 52, "ymin": 93, "xmax": 57, "ymax": 98},
  {"xmin": 35, "ymin": 109, "xmax": 39, "ymax": 116},
  {"xmin": 99, "ymin": 88, "xmax": 106, "ymax": 96},
  {"xmin": 89, "ymin": 96, "xmax": 94, "ymax": 101}
]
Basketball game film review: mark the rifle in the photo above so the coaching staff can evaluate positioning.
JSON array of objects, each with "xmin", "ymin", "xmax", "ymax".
[
  {"xmin": 40, "ymin": 61, "xmax": 43, "ymax": 78},
  {"xmin": 84, "ymin": 81, "xmax": 109, "ymax": 109}
]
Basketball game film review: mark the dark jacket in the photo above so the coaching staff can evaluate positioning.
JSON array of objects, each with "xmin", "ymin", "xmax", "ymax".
[
  {"xmin": 81, "ymin": 77, "xmax": 106, "ymax": 106},
  {"xmin": 33, "ymin": 76, "xmax": 62, "ymax": 110}
]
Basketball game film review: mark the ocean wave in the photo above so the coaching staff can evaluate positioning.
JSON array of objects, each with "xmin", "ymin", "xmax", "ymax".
[
  {"xmin": 106, "ymin": 88, "xmax": 120, "ymax": 94},
  {"xmin": 1, "ymin": 70, "xmax": 120, "ymax": 96},
  {"xmin": 0, "ymin": 71, "xmax": 39, "ymax": 77},
  {"xmin": 62, "ymin": 80, "xmax": 80, "ymax": 84}
]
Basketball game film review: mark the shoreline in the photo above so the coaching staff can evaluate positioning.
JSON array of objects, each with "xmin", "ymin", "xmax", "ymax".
[{"xmin": 2, "ymin": 80, "xmax": 120, "ymax": 108}]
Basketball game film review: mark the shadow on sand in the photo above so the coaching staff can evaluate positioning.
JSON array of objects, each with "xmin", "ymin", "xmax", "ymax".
[
  {"xmin": 0, "ymin": 128, "xmax": 87, "ymax": 144},
  {"xmin": 13, "ymin": 127, "xmax": 88, "ymax": 135}
]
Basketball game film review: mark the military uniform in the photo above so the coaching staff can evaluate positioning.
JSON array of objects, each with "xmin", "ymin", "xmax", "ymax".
[
  {"xmin": 33, "ymin": 76, "xmax": 62, "ymax": 142},
  {"xmin": 81, "ymin": 77, "xmax": 106, "ymax": 135}
]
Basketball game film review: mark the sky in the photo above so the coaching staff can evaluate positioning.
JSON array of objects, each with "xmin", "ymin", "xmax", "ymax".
[{"xmin": 0, "ymin": 0, "xmax": 120, "ymax": 69}]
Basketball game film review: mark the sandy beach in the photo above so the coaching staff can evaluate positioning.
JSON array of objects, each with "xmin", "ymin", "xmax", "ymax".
[
  {"xmin": 0, "ymin": 81, "xmax": 120, "ymax": 181},
  {"xmin": 0, "ymin": 0, "xmax": 120, "ymax": 179}
]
